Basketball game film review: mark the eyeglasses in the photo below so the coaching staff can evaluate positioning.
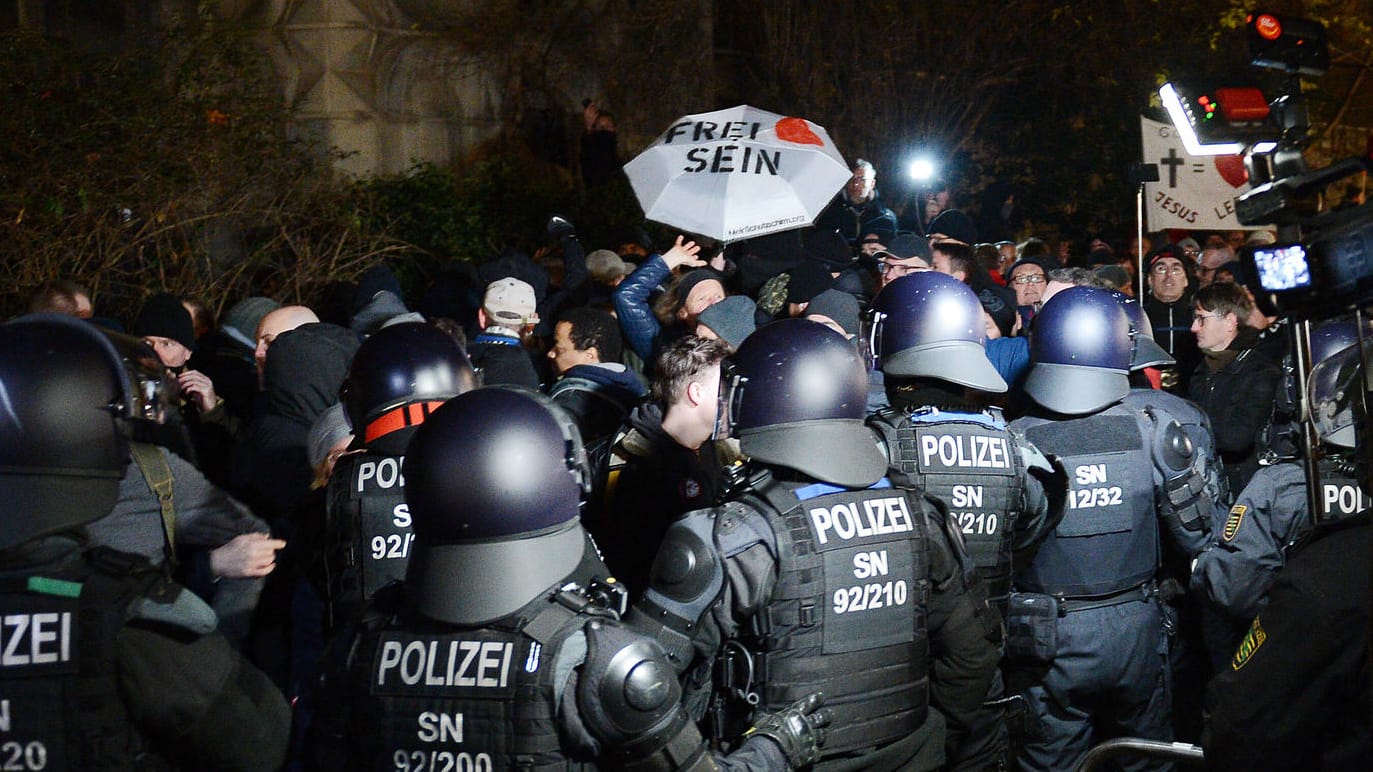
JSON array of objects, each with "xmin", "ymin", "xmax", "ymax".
[
  {"xmin": 1011, "ymin": 274, "xmax": 1045, "ymax": 285},
  {"xmin": 880, "ymin": 261, "xmax": 929, "ymax": 277},
  {"xmin": 1194, "ymin": 312, "xmax": 1224, "ymax": 323},
  {"xmin": 1151, "ymin": 264, "xmax": 1186, "ymax": 276}
]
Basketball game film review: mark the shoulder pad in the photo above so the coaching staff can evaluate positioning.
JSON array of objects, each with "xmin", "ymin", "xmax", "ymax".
[
  {"xmin": 1014, "ymin": 433, "xmax": 1053, "ymax": 474},
  {"xmin": 1155, "ymin": 419, "xmax": 1196, "ymax": 473},
  {"xmin": 646, "ymin": 509, "xmax": 725, "ymax": 607},
  {"xmin": 128, "ymin": 584, "xmax": 218, "ymax": 636},
  {"xmin": 578, "ymin": 618, "xmax": 683, "ymax": 744}
]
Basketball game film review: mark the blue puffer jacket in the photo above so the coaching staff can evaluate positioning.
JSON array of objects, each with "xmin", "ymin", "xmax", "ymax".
[{"xmin": 613, "ymin": 253, "xmax": 675, "ymax": 362}]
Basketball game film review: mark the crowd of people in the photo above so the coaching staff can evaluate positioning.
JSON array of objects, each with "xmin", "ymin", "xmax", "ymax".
[{"xmin": 2, "ymin": 154, "xmax": 1368, "ymax": 771}]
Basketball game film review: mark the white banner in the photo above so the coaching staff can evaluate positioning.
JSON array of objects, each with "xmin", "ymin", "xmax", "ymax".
[{"xmin": 1140, "ymin": 116, "xmax": 1265, "ymax": 231}]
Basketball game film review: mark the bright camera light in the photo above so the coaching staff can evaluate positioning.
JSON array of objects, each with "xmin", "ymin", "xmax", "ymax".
[{"xmin": 908, "ymin": 158, "xmax": 937, "ymax": 183}]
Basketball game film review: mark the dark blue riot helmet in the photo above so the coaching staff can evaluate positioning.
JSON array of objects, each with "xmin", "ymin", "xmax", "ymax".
[
  {"xmin": 863, "ymin": 271, "xmax": 1007, "ymax": 392},
  {"xmin": 720, "ymin": 318, "xmax": 886, "ymax": 487},
  {"xmin": 0, "ymin": 314, "xmax": 143, "ymax": 550},
  {"xmin": 1109, "ymin": 291, "xmax": 1175, "ymax": 371},
  {"xmin": 341, "ymin": 322, "xmax": 479, "ymax": 452},
  {"xmin": 1309, "ymin": 319, "xmax": 1370, "ymax": 366},
  {"xmin": 1024, "ymin": 286, "xmax": 1132, "ymax": 415},
  {"xmin": 404, "ymin": 386, "xmax": 593, "ymax": 624},
  {"xmin": 1308, "ymin": 339, "xmax": 1370, "ymax": 450}
]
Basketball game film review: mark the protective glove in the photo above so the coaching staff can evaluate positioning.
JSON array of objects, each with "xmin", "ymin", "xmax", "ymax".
[
  {"xmin": 547, "ymin": 215, "xmax": 576, "ymax": 241},
  {"xmin": 744, "ymin": 691, "xmax": 830, "ymax": 769}
]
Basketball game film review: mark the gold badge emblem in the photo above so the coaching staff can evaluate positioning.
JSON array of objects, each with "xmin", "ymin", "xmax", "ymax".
[
  {"xmin": 1222, "ymin": 505, "xmax": 1247, "ymax": 542},
  {"xmin": 1231, "ymin": 616, "xmax": 1267, "ymax": 670}
]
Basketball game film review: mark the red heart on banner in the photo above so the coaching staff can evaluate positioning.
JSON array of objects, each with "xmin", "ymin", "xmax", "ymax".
[
  {"xmin": 1214, "ymin": 155, "xmax": 1248, "ymax": 188},
  {"xmin": 775, "ymin": 117, "xmax": 824, "ymax": 146}
]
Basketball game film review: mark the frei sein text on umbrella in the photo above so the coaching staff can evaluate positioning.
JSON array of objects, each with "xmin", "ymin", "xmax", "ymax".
[{"xmin": 662, "ymin": 120, "xmax": 780, "ymax": 176}]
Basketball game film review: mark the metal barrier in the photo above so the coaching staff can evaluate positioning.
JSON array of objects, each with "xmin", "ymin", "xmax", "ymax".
[{"xmin": 1073, "ymin": 738, "xmax": 1205, "ymax": 771}]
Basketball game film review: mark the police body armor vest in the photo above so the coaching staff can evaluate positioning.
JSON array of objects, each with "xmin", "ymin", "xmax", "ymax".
[
  {"xmin": 337, "ymin": 591, "xmax": 595, "ymax": 771},
  {"xmin": 1316, "ymin": 457, "xmax": 1368, "ymax": 522},
  {"xmin": 738, "ymin": 477, "xmax": 930, "ymax": 755},
  {"xmin": 0, "ymin": 549, "xmax": 164, "ymax": 771},
  {"xmin": 870, "ymin": 408, "xmax": 1024, "ymax": 605},
  {"xmin": 325, "ymin": 451, "xmax": 413, "ymax": 626},
  {"xmin": 1015, "ymin": 404, "xmax": 1158, "ymax": 598}
]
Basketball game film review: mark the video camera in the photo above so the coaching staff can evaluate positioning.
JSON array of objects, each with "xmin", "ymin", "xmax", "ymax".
[{"xmin": 1162, "ymin": 12, "xmax": 1373, "ymax": 321}]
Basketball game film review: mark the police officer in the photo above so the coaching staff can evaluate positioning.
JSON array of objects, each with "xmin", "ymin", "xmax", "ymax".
[
  {"xmin": 1192, "ymin": 330, "xmax": 1371, "ymax": 650},
  {"xmin": 310, "ymin": 386, "xmax": 829, "ymax": 770},
  {"xmin": 323, "ymin": 321, "xmax": 479, "ymax": 629},
  {"xmin": 1202, "ymin": 340, "xmax": 1371, "ymax": 770},
  {"xmin": 0, "ymin": 314, "xmax": 290, "ymax": 769},
  {"xmin": 627, "ymin": 319, "xmax": 1002, "ymax": 771},
  {"xmin": 1114, "ymin": 289, "xmax": 1228, "ymax": 743},
  {"xmin": 1007, "ymin": 288, "xmax": 1214, "ymax": 770},
  {"xmin": 864, "ymin": 271, "xmax": 1060, "ymax": 615},
  {"xmin": 863, "ymin": 271, "xmax": 1062, "ymax": 768}
]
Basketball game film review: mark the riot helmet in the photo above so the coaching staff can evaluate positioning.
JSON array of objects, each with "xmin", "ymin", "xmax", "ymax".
[
  {"xmin": 1109, "ymin": 291, "xmax": 1174, "ymax": 371},
  {"xmin": 1309, "ymin": 318, "xmax": 1370, "ymax": 366},
  {"xmin": 404, "ymin": 386, "xmax": 592, "ymax": 624},
  {"xmin": 1024, "ymin": 286, "xmax": 1132, "ymax": 415},
  {"xmin": 720, "ymin": 319, "xmax": 886, "ymax": 488},
  {"xmin": 0, "ymin": 314, "xmax": 140, "ymax": 550},
  {"xmin": 341, "ymin": 322, "xmax": 478, "ymax": 452},
  {"xmin": 1308, "ymin": 339, "xmax": 1371, "ymax": 450},
  {"xmin": 863, "ymin": 271, "xmax": 1007, "ymax": 392}
]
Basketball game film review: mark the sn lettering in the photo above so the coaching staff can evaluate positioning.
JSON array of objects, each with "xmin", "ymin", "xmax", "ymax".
[
  {"xmin": 1074, "ymin": 463, "xmax": 1109, "ymax": 485},
  {"xmin": 417, "ymin": 712, "xmax": 463, "ymax": 743}
]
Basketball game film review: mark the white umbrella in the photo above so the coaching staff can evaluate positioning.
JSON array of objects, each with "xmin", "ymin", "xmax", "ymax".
[{"xmin": 624, "ymin": 105, "xmax": 850, "ymax": 242}]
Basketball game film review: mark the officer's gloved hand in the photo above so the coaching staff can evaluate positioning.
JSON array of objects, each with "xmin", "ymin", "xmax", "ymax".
[
  {"xmin": 547, "ymin": 215, "xmax": 576, "ymax": 241},
  {"xmin": 745, "ymin": 692, "xmax": 830, "ymax": 769}
]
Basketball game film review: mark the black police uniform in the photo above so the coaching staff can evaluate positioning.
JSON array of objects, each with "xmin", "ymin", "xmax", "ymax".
[
  {"xmin": 868, "ymin": 403, "xmax": 1056, "ymax": 614},
  {"xmin": 1203, "ymin": 510, "xmax": 1371, "ymax": 770},
  {"xmin": 310, "ymin": 536, "xmax": 791, "ymax": 771},
  {"xmin": 1008, "ymin": 401, "xmax": 1215, "ymax": 771},
  {"xmin": 323, "ymin": 449, "xmax": 415, "ymax": 628},
  {"xmin": 0, "ymin": 540, "xmax": 290, "ymax": 770},
  {"xmin": 628, "ymin": 470, "xmax": 1001, "ymax": 771}
]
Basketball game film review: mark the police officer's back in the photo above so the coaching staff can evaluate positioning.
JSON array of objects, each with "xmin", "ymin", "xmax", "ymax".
[
  {"xmin": 1007, "ymin": 288, "xmax": 1214, "ymax": 771},
  {"xmin": 627, "ymin": 319, "xmax": 1002, "ymax": 771},
  {"xmin": 322, "ymin": 322, "xmax": 478, "ymax": 630},
  {"xmin": 864, "ymin": 271, "xmax": 1061, "ymax": 615},
  {"xmin": 0, "ymin": 314, "xmax": 290, "ymax": 770},
  {"xmin": 310, "ymin": 387, "xmax": 829, "ymax": 770}
]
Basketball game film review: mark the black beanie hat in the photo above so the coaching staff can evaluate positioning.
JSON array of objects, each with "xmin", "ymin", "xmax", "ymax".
[
  {"xmin": 786, "ymin": 260, "xmax": 837, "ymax": 304},
  {"xmin": 134, "ymin": 292, "xmax": 197, "ymax": 351}
]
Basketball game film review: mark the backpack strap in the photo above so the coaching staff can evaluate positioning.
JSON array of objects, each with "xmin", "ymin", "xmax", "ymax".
[{"xmin": 129, "ymin": 442, "xmax": 177, "ymax": 565}]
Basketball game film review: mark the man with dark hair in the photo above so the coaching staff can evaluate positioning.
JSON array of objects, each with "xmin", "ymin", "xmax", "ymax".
[
  {"xmin": 1189, "ymin": 282, "xmax": 1281, "ymax": 499},
  {"xmin": 27, "ymin": 278, "xmax": 93, "ymax": 318},
  {"xmin": 547, "ymin": 306, "xmax": 646, "ymax": 447},
  {"xmin": 934, "ymin": 240, "xmax": 1018, "ymax": 339},
  {"xmin": 594, "ymin": 335, "xmax": 732, "ymax": 597}
]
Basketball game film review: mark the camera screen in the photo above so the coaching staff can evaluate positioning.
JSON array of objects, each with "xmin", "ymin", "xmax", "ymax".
[{"xmin": 1252, "ymin": 243, "xmax": 1312, "ymax": 291}]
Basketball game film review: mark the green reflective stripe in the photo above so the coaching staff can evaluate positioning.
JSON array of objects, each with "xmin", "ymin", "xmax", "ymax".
[{"xmin": 28, "ymin": 575, "xmax": 83, "ymax": 598}]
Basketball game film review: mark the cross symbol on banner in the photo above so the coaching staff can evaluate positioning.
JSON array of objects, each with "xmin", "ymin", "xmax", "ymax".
[{"xmin": 1159, "ymin": 148, "xmax": 1184, "ymax": 188}]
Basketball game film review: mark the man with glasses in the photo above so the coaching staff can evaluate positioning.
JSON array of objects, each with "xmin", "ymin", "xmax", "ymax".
[
  {"xmin": 875, "ymin": 232, "xmax": 934, "ymax": 287},
  {"xmin": 1144, "ymin": 244, "xmax": 1201, "ymax": 393}
]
